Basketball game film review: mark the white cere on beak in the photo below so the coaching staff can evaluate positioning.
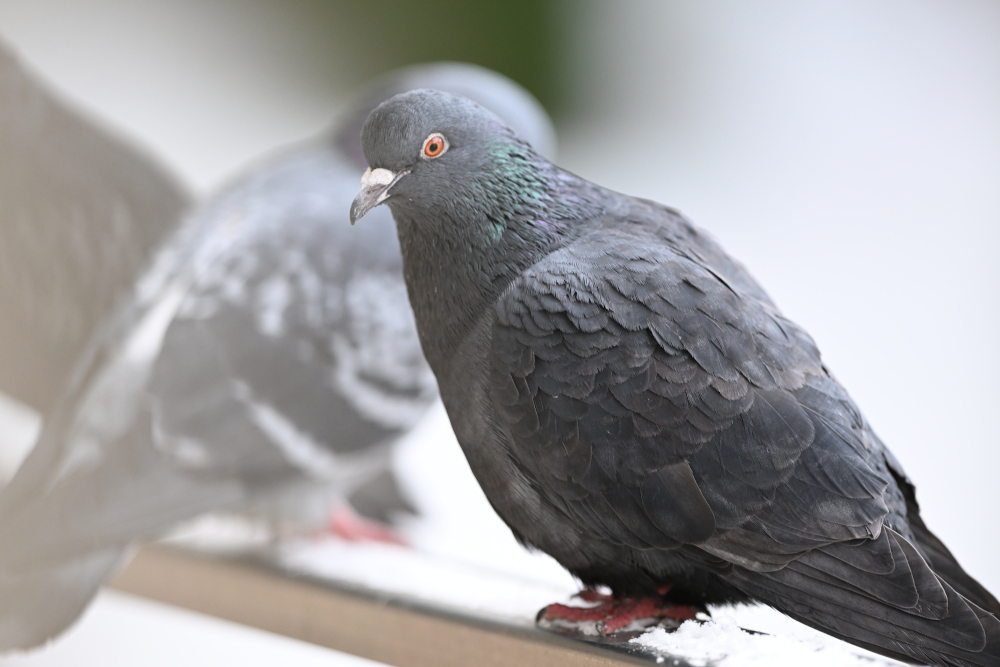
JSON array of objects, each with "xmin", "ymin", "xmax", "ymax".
[
  {"xmin": 359, "ymin": 167, "xmax": 397, "ymax": 192},
  {"xmin": 350, "ymin": 166, "xmax": 410, "ymax": 224}
]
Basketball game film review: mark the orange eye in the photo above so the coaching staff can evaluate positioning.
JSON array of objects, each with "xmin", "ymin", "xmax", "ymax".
[{"xmin": 422, "ymin": 133, "xmax": 447, "ymax": 159}]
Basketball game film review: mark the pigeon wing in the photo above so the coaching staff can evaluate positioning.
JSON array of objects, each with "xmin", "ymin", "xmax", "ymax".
[
  {"xmin": 0, "ymin": 41, "xmax": 189, "ymax": 411},
  {"xmin": 488, "ymin": 220, "xmax": 1000, "ymax": 664},
  {"xmin": 489, "ymin": 223, "xmax": 889, "ymax": 556}
]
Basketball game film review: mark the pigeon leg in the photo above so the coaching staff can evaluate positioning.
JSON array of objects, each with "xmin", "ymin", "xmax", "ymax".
[
  {"xmin": 537, "ymin": 588, "xmax": 703, "ymax": 635},
  {"xmin": 326, "ymin": 503, "xmax": 408, "ymax": 546}
]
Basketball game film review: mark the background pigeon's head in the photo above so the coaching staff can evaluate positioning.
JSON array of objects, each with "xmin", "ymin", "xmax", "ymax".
[{"xmin": 350, "ymin": 89, "xmax": 535, "ymax": 225}]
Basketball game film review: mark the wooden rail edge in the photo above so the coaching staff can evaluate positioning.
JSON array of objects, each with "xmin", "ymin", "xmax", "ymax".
[{"xmin": 111, "ymin": 547, "xmax": 673, "ymax": 667}]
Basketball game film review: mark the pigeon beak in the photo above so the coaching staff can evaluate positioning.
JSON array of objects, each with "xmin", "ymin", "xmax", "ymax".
[{"xmin": 350, "ymin": 167, "xmax": 409, "ymax": 225}]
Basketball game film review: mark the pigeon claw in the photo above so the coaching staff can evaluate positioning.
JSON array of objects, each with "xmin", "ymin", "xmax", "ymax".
[
  {"xmin": 537, "ymin": 589, "xmax": 703, "ymax": 636},
  {"xmin": 538, "ymin": 600, "xmax": 617, "ymax": 623}
]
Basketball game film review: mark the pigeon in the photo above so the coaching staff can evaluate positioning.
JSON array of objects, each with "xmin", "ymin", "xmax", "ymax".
[
  {"xmin": 0, "ymin": 40, "xmax": 190, "ymax": 414},
  {"xmin": 350, "ymin": 89, "xmax": 1000, "ymax": 667},
  {"xmin": 0, "ymin": 65, "xmax": 555, "ymax": 651}
]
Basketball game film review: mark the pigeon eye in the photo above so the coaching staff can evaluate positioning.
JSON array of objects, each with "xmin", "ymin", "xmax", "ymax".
[{"xmin": 422, "ymin": 133, "xmax": 448, "ymax": 159}]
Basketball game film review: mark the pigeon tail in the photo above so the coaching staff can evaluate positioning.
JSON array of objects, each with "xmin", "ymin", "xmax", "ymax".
[
  {"xmin": 728, "ymin": 529, "xmax": 1000, "ymax": 667},
  {"xmin": 908, "ymin": 514, "xmax": 1000, "ymax": 619},
  {"xmin": 883, "ymin": 455, "xmax": 1000, "ymax": 618}
]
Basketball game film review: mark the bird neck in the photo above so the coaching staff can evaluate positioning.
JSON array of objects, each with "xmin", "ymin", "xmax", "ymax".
[{"xmin": 392, "ymin": 157, "xmax": 609, "ymax": 376}]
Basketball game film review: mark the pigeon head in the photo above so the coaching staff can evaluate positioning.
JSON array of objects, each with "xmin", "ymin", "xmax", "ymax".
[
  {"xmin": 335, "ymin": 63, "xmax": 556, "ymax": 168},
  {"xmin": 350, "ymin": 89, "xmax": 609, "ymax": 371},
  {"xmin": 350, "ymin": 89, "xmax": 534, "ymax": 227}
]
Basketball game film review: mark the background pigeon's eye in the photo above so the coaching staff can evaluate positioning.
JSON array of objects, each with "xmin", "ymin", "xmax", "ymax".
[{"xmin": 422, "ymin": 133, "xmax": 448, "ymax": 159}]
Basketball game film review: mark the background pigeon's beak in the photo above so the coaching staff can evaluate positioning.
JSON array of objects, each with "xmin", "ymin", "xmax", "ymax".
[{"xmin": 350, "ymin": 167, "xmax": 408, "ymax": 224}]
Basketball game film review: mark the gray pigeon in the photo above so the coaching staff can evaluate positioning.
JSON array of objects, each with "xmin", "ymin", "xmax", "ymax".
[
  {"xmin": 0, "ymin": 40, "xmax": 190, "ymax": 413},
  {"xmin": 0, "ymin": 65, "xmax": 555, "ymax": 651},
  {"xmin": 351, "ymin": 89, "xmax": 1000, "ymax": 667}
]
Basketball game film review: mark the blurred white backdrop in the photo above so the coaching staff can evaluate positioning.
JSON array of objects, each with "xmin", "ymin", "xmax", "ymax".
[
  {"xmin": 0, "ymin": 0, "xmax": 997, "ymax": 662},
  {"xmin": 0, "ymin": 0, "xmax": 357, "ymax": 194}
]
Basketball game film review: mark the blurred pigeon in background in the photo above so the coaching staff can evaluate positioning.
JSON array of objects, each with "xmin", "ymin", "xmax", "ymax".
[
  {"xmin": 351, "ymin": 90, "xmax": 999, "ymax": 667},
  {"xmin": 0, "ymin": 63, "xmax": 555, "ymax": 650},
  {"xmin": 0, "ymin": 40, "xmax": 190, "ymax": 416}
]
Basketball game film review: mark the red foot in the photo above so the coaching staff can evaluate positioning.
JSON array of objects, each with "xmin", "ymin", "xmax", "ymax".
[
  {"xmin": 325, "ymin": 504, "xmax": 408, "ymax": 547},
  {"xmin": 540, "ymin": 600, "xmax": 615, "ymax": 623},
  {"xmin": 537, "ymin": 588, "xmax": 616, "ymax": 620},
  {"xmin": 538, "ymin": 586, "xmax": 702, "ymax": 635}
]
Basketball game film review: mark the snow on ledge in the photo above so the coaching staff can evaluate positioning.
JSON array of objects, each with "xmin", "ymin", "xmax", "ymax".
[{"xmin": 633, "ymin": 605, "xmax": 914, "ymax": 667}]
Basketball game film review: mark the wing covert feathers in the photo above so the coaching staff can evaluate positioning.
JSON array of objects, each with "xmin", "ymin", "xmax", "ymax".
[{"xmin": 486, "ymin": 221, "xmax": 998, "ymax": 666}]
